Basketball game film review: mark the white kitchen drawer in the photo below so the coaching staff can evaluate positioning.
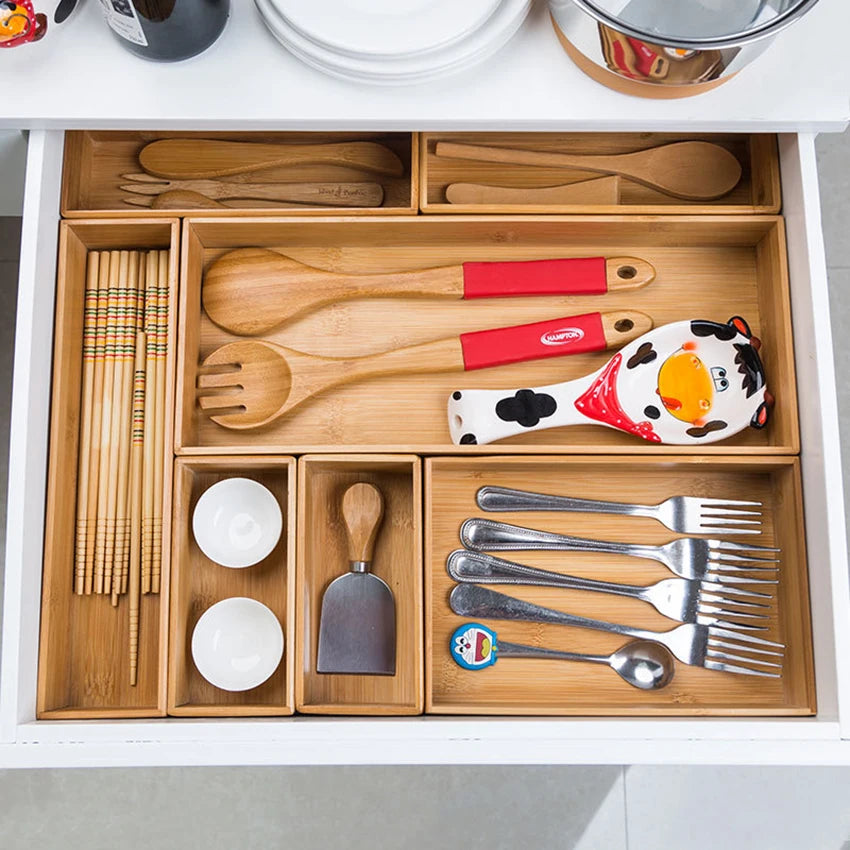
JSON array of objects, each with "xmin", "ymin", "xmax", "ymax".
[{"xmin": 2, "ymin": 130, "xmax": 850, "ymax": 768}]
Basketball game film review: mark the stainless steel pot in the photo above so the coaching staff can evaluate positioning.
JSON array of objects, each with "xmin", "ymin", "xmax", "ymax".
[{"xmin": 549, "ymin": 0, "xmax": 821, "ymax": 97}]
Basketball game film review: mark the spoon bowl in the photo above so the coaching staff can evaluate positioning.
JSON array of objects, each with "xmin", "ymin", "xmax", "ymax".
[{"xmin": 609, "ymin": 640, "xmax": 676, "ymax": 690}]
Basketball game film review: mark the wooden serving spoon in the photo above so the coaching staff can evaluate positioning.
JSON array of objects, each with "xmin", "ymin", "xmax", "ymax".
[
  {"xmin": 202, "ymin": 247, "xmax": 656, "ymax": 336},
  {"xmin": 196, "ymin": 310, "xmax": 652, "ymax": 429},
  {"xmin": 435, "ymin": 141, "xmax": 742, "ymax": 201},
  {"xmin": 139, "ymin": 140, "xmax": 405, "ymax": 179},
  {"xmin": 446, "ymin": 176, "xmax": 620, "ymax": 206}
]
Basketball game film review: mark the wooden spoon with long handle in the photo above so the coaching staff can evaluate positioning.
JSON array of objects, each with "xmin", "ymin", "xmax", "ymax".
[
  {"xmin": 196, "ymin": 310, "xmax": 652, "ymax": 430},
  {"xmin": 124, "ymin": 191, "xmax": 288, "ymax": 210},
  {"xmin": 120, "ymin": 175, "xmax": 384, "ymax": 206},
  {"xmin": 202, "ymin": 247, "xmax": 656, "ymax": 337},
  {"xmin": 435, "ymin": 141, "xmax": 742, "ymax": 201},
  {"xmin": 139, "ymin": 140, "xmax": 404, "ymax": 179},
  {"xmin": 446, "ymin": 176, "xmax": 620, "ymax": 206}
]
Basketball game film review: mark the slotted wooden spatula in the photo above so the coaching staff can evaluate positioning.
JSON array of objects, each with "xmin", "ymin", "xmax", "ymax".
[
  {"xmin": 202, "ymin": 247, "xmax": 655, "ymax": 336},
  {"xmin": 317, "ymin": 483, "xmax": 395, "ymax": 676},
  {"xmin": 139, "ymin": 140, "xmax": 405, "ymax": 179}
]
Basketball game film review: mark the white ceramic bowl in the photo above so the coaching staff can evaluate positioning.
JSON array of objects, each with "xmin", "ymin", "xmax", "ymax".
[
  {"xmin": 192, "ymin": 478, "xmax": 282, "ymax": 568},
  {"xmin": 191, "ymin": 597, "xmax": 284, "ymax": 692}
]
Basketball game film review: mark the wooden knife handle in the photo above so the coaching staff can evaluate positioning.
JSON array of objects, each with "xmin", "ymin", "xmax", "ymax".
[{"xmin": 342, "ymin": 483, "xmax": 385, "ymax": 565}]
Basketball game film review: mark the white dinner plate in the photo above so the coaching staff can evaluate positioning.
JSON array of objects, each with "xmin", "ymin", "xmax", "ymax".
[
  {"xmin": 265, "ymin": 0, "xmax": 502, "ymax": 58},
  {"xmin": 255, "ymin": 0, "xmax": 531, "ymax": 84}
]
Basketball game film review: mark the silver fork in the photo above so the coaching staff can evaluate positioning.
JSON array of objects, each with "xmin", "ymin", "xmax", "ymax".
[
  {"xmin": 476, "ymin": 486, "xmax": 762, "ymax": 535},
  {"xmin": 460, "ymin": 518, "xmax": 780, "ymax": 583},
  {"xmin": 449, "ymin": 584, "xmax": 783, "ymax": 678},
  {"xmin": 446, "ymin": 550, "xmax": 773, "ymax": 630}
]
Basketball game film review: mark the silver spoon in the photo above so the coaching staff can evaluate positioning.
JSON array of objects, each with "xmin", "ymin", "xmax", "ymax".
[{"xmin": 449, "ymin": 622, "xmax": 675, "ymax": 690}]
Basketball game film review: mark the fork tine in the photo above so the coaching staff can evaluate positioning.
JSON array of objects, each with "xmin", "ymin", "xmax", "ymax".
[
  {"xmin": 120, "ymin": 173, "xmax": 168, "ymax": 183},
  {"xmin": 122, "ymin": 195, "xmax": 155, "ymax": 207},
  {"xmin": 707, "ymin": 564, "xmax": 779, "ymax": 574},
  {"xmin": 704, "ymin": 659, "xmax": 781, "ymax": 678},
  {"xmin": 702, "ymin": 618, "xmax": 769, "ymax": 632},
  {"xmin": 700, "ymin": 508, "xmax": 762, "ymax": 517},
  {"xmin": 711, "ymin": 539, "xmax": 780, "ymax": 553},
  {"xmin": 709, "ymin": 637, "xmax": 784, "ymax": 657},
  {"xmin": 699, "ymin": 525, "xmax": 761, "ymax": 536},
  {"xmin": 700, "ymin": 582, "xmax": 772, "ymax": 600},
  {"xmin": 709, "ymin": 626, "xmax": 784, "ymax": 648},
  {"xmin": 709, "ymin": 550, "xmax": 780, "ymax": 564},
  {"xmin": 699, "ymin": 603, "xmax": 769, "ymax": 620},
  {"xmin": 700, "ymin": 597, "xmax": 771, "ymax": 613},
  {"xmin": 197, "ymin": 394, "xmax": 245, "ymax": 412},
  {"xmin": 699, "ymin": 498, "xmax": 762, "ymax": 507},
  {"xmin": 197, "ymin": 371, "xmax": 243, "ymax": 390},
  {"xmin": 706, "ymin": 648, "xmax": 782, "ymax": 668},
  {"xmin": 700, "ymin": 517, "xmax": 761, "ymax": 527},
  {"xmin": 706, "ymin": 572, "xmax": 778, "ymax": 585}
]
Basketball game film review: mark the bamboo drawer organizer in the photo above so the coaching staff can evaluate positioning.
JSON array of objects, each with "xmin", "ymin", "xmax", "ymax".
[
  {"xmin": 419, "ymin": 132, "xmax": 780, "ymax": 215},
  {"xmin": 37, "ymin": 130, "xmax": 813, "ymax": 719},
  {"xmin": 61, "ymin": 131, "xmax": 419, "ymax": 218}
]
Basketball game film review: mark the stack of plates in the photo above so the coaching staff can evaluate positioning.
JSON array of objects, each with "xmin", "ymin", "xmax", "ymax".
[{"xmin": 255, "ymin": 0, "xmax": 533, "ymax": 84}]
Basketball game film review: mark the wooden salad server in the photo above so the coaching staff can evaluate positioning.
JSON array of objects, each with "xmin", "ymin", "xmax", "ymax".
[
  {"xmin": 124, "ymin": 191, "xmax": 290, "ymax": 210},
  {"xmin": 435, "ymin": 141, "xmax": 742, "ymax": 201},
  {"xmin": 446, "ymin": 176, "xmax": 621, "ymax": 206},
  {"xmin": 202, "ymin": 247, "xmax": 656, "ymax": 336},
  {"xmin": 138, "ymin": 140, "xmax": 405, "ymax": 179},
  {"xmin": 197, "ymin": 310, "xmax": 652, "ymax": 430},
  {"xmin": 447, "ymin": 316, "xmax": 772, "ymax": 448},
  {"xmin": 120, "ymin": 175, "xmax": 384, "ymax": 207}
]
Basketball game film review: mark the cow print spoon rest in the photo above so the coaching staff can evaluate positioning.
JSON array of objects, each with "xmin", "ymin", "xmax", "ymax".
[{"xmin": 447, "ymin": 316, "xmax": 773, "ymax": 447}]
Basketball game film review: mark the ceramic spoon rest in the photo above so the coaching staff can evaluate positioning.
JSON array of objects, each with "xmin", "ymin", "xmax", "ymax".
[{"xmin": 447, "ymin": 316, "xmax": 773, "ymax": 447}]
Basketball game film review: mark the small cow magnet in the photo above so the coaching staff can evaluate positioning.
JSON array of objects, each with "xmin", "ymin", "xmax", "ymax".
[
  {"xmin": 0, "ymin": 0, "xmax": 47, "ymax": 48},
  {"xmin": 447, "ymin": 316, "xmax": 773, "ymax": 447}
]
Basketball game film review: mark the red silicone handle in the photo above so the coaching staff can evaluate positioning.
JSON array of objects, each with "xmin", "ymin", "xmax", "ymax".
[
  {"xmin": 462, "ymin": 257, "xmax": 607, "ymax": 298},
  {"xmin": 459, "ymin": 312, "xmax": 607, "ymax": 371}
]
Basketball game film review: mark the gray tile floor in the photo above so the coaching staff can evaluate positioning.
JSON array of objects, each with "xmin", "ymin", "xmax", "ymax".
[{"xmin": 1, "ymin": 136, "xmax": 850, "ymax": 849}]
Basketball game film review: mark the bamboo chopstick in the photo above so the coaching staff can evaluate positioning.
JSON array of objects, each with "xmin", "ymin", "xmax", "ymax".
[
  {"xmin": 102, "ymin": 250, "xmax": 132, "ymax": 596},
  {"xmin": 112, "ymin": 252, "xmax": 140, "ymax": 606},
  {"xmin": 129, "ymin": 330, "xmax": 146, "ymax": 685},
  {"xmin": 151, "ymin": 249, "xmax": 169, "ymax": 595},
  {"xmin": 84, "ymin": 251, "xmax": 111, "ymax": 595},
  {"xmin": 141, "ymin": 252, "xmax": 157, "ymax": 595},
  {"xmin": 93, "ymin": 251, "xmax": 122, "ymax": 595},
  {"xmin": 74, "ymin": 252, "xmax": 99, "ymax": 595}
]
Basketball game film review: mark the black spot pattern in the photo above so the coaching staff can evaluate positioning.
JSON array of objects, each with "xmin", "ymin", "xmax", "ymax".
[
  {"xmin": 733, "ymin": 343, "xmax": 766, "ymax": 398},
  {"xmin": 459, "ymin": 433, "xmax": 477, "ymax": 444},
  {"xmin": 686, "ymin": 420, "xmax": 728, "ymax": 438},
  {"xmin": 495, "ymin": 390, "xmax": 557, "ymax": 428},
  {"xmin": 644, "ymin": 405, "xmax": 660, "ymax": 420},
  {"xmin": 627, "ymin": 342, "xmax": 657, "ymax": 369},
  {"xmin": 690, "ymin": 320, "xmax": 737, "ymax": 341}
]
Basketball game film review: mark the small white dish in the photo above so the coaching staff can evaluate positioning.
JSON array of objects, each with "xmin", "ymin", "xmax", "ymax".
[
  {"xmin": 192, "ymin": 477, "xmax": 282, "ymax": 568},
  {"xmin": 191, "ymin": 597, "xmax": 284, "ymax": 692}
]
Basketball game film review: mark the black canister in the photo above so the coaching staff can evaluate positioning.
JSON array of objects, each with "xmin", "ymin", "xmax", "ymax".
[{"xmin": 98, "ymin": 0, "xmax": 230, "ymax": 61}]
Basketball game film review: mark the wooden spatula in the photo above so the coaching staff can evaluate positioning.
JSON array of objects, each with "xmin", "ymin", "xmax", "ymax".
[
  {"xmin": 196, "ymin": 310, "xmax": 652, "ymax": 429},
  {"xmin": 139, "ymin": 140, "xmax": 405, "ymax": 179},
  {"xmin": 446, "ymin": 176, "xmax": 620, "ymax": 206},
  {"xmin": 120, "ymin": 174, "xmax": 384, "ymax": 206},
  {"xmin": 435, "ymin": 141, "xmax": 742, "ymax": 201},
  {"xmin": 316, "ymin": 483, "xmax": 395, "ymax": 676},
  {"xmin": 202, "ymin": 247, "xmax": 655, "ymax": 336}
]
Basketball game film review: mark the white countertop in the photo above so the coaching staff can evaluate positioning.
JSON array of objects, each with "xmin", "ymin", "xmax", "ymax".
[{"xmin": 2, "ymin": 0, "xmax": 848, "ymax": 131}]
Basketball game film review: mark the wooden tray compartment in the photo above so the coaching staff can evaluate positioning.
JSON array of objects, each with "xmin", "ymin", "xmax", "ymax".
[
  {"xmin": 420, "ymin": 133, "xmax": 780, "ymax": 215},
  {"xmin": 168, "ymin": 456, "xmax": 296, "ymax": 716},
  {"xmin": 61, "ymin": 131, "xmax": 418, "ymax": 218},
  {"xmin": 425, "ymin": 455, "xmax": 814, "ymax": 716},
  {"xmin": 176, "ymin": 215, "xmax": 798, "ymax": 455},
  {"xmin": 38, "ymin": 219, "xmax": 179, "ymax": 719},
  {"xmin": 296, "ymin": 455, "xmax": 423, "ymax": 714}
]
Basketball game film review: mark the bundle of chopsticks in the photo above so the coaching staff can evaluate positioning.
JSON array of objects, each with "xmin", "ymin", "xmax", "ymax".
[{"xmin": 73, "ymin": 248, "xmax": 170, "ymax": 686}]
